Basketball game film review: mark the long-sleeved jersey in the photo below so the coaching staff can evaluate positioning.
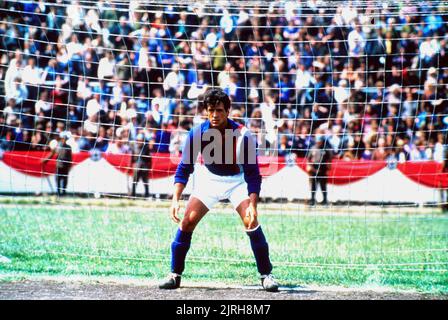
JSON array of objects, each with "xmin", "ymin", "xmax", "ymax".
[{"xmin": 174, "ymin": 118, "xmax": 262, "ymax": 195}]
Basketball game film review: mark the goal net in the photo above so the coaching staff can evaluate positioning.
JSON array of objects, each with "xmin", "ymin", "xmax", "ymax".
[{"xmin": 0, "ymin": 0, "xmax": 447, "ymax": 290}]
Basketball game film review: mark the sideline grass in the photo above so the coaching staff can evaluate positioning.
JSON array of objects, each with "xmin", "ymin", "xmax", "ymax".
[{"xmin": 0, "ymin": 204, "xmax": 447, "ymax": 293}]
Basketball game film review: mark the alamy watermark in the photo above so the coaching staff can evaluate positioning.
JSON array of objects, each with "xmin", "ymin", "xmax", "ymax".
[{"xmin": 170, "ymin": 126, "xmax": 279, "ymax": 171}]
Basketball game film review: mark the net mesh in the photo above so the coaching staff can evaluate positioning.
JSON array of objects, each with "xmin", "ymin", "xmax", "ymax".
[{"xmin": 0, "ymin": 0, "xmax": 447, "ymax": 290}]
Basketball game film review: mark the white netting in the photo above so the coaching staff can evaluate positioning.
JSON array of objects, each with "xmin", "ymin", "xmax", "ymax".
[
  {"xmin": 1, "ymin": 0, "xmax": 447, "ymax": 205},
  {"xmin": 0, "ymin": 0, "xmax": 447, "ymax": 207},
  {"xmin": 0, "ymin": 0, "xmax": 447, "ymax": 292}
]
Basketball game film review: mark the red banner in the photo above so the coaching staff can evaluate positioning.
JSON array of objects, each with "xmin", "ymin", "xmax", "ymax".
[
  {"xmin": 326, "ymin": 160, "xmax": 386, "ymax": 185},
  {"xmin": 397, "ymin": 161, "xmax": 448, "ymax": 189},
  {"xmin": 2, "ymin": 151, "xmax": 90, "ymax": 177},
  {"xmin": 103, "ymin": 153, "xmax": 284, "ymax": 178},
  {"xmin": 103, "ymin": 153, "xmax": 181, "ymax": 179},
  {"xmin": 296, "ymin": 158, "xmax": 387, "ymax": 185},
  {"xmin": 1, "ymin": 151, "xmax": 446, "ymax": 188},
  {"xmin": 258, "ymin": 156, "xmax": 286, "ymax": 177}
]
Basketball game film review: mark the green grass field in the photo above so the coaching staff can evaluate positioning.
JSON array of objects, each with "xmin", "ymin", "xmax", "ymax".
[{"xmin": 0, "ymin": 201, "xmax": 447, "ymax": 293}]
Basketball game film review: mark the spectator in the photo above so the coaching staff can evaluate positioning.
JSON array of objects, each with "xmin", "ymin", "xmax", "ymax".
[
  {"xmin": 169, "ymin": 120, "xmax": 189, "ymax": 156},
  {"xmin": 410, "ymin": 139, "xmax": 430, "ymax": 161},
  {"xmin": 41, "ymin": 59, "xmax": 58, "ymax": 83},
  {"xmin": 151, "ymin": 88, "xmax": 171, "ymax": 125},
  {"xmin": 153, "ymin": 123, "xmax": 171, "ymax": 153},
  {"xmin": 97, "ymin": 50, "xmax": 116, "ymax": 80},
  {"xmin": 106, "ymin": 127, "xmax": 131, "ymax": 155},
  {"xmin": 22, "ymin": 57, "xmax": 41, "ymax": 87},
  {"xmin": 278, "ymin": 134, "xmax": 292, "ymax": 156},
  {"xmin": 76, "ymin": 77, "xmax": 93, "ymax": 111},
  {"xmin": 434, "ymin": 133, "xmax": 446, "ymax": 163},
  {"xmin": 342, "ymin": 141, "xmax": 356, "ymax": 160},
  {"xmin": 187, "ymin": 70, "xmax": 209, "ymax": 100},
  {"xmin": 41, "ymin": 131, "xmax": 73, "ymax": 197},
  {"xmin": 93, "ymin": 126, "xmax": 109, "ymax": 152},
  {"xmin": 35, "ymin": 90, "xmax": 51, "ymax": 119},
  {"xmin": 211, "ymin": 39, "xmax": 226, "ymax": 71},
  {"xmin": 5, "ymin": 77, "xmax": 28, "ymax": 107},
  {"xmin": 306, "ymin": 135, "xmax": 332, "ymax": 206},
  {"xmin": 372, "ymin": 137, "xmax": 388, "ymax": 161},
  {"xmin": 110, "ymin": 81, "xmax": 128, "ymax": 110},
  {"xmin": 292, "ymin": 125, "xmax": 313, "ymax": 157},
  {"xmin": 419, "ymin": 35, "xmax": 440, "ymax": 68},
  {"xmin": 295, "ymin": 64, "xmax": 316, "ymax": 105},
  {"xmin": 116, "ymin": 54, "xmax": 132, "ymax": 82},
  {"xmin": 0, "ymin": 0, "xmax": 445, "ymax": 181},
  {"xmin": 4, "ymin": 59, "xmax": 22, "ymax": 100},
  {"xmin": 163, "ymin": 63, "xmax": 185, "ymax": 99},
  {"xmin": 131, "ymin": 133, "xmax": 153, "ymax": 198},
  {"xmin": 347, "ymin": 24, "xmax": 366, "ymax": 57}
]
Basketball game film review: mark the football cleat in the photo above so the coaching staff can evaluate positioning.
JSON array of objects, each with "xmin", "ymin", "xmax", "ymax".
[
  {"xmin": 261, "ymin": 274, "xmax": 279, "ymax": 292},
  {"xmin": 159, "ymin": 273, "xmax": 181, "ymax": 289}
]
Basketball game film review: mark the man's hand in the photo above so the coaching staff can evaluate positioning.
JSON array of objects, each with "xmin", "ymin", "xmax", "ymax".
[
  {"xmin": 170, "ymin": 183, "xmax": 186, "ymax": 223},
  {"xmin": 245, "ymin": 202, "xmax": 258, "ymax": 229},
  {"xmin": 170, "ymin": 199, "xmax": 181, "ymax": 224},
  {"xmin": 306, "ymin": 164, "xmax": 316, "ymax": 174}
]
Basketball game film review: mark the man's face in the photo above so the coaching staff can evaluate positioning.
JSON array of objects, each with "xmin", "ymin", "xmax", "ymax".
[{"xmin": 207, "ymin": 102, "xmax": 229, "ymax": 128}]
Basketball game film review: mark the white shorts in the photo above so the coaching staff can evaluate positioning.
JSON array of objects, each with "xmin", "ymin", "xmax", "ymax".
[{"xmin": 190, "ymin": 167, "xmax": 249, "ymax": 210}]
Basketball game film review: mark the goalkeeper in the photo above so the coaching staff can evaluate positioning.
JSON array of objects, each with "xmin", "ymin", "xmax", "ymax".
[{"xmin": 159, "ymin": 88, "xmax": 279, "ymax": 292}]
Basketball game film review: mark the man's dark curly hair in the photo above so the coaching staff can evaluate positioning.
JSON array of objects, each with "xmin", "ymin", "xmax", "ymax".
[{"xmin": 202, "ymin": 88, "xmax": 231, "ymax": 111}]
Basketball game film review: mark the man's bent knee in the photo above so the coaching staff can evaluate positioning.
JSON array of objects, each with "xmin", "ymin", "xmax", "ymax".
[{"xmin": 180, "ymin": 212, "xmax": 201, "ymax": 232}]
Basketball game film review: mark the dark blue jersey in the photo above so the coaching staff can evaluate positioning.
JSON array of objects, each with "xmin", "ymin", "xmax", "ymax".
[{"xmin": 174, "ymin": 119, "xmax": 262, "ymax": 195}]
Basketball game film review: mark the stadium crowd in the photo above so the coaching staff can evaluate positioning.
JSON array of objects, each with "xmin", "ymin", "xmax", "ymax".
[{"xmin": 1, "ymin": 0, "xmax": 448, "ymax": 163}]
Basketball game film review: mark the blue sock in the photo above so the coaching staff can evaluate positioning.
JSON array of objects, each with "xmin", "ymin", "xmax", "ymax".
[
  {"xmin": 246, "ymin": 225, "xmax": 273, "ymax": 275},
  {"xmin": 171, "ymin": 228, "xmax": 193, "ymax": 275}
]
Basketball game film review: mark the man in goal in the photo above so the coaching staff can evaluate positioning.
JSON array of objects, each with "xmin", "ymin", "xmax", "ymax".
[{"xmin": 159, "ymin": 88, "xmax": 279, "ymax": 292}]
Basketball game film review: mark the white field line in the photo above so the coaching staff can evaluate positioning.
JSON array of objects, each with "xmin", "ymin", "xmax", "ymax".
[{"xmin": 0, "ymin": 255, "xmax": 11, "ymax": 264}]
